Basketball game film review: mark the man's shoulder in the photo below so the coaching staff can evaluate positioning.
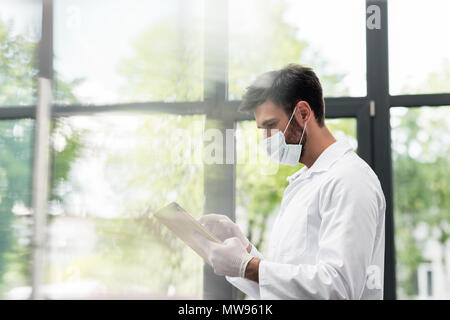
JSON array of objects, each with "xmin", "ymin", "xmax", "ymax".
[
  {"xmin": 319, "ymin": 151, "xmax": 386, "ymax": 213},
  {"xmin": 331, "ymin": 150, "xmax": 373, "ymax": 177},
  {"xmin": 324, "ymin": 151, "xmax": 382, "ymax": 192}
]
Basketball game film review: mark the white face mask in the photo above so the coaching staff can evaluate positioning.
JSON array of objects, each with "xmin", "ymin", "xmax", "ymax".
[{"xmin": 261, "ymin": 108, "xmax": 307, "ymax": 166}]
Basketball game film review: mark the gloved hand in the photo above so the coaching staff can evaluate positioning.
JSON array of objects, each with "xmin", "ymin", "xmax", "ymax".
[
  {"xmin": 194, "ymin": 234, "xmax": 253, "ymax": 278},
  {"xmin": 199, "ymin": 214, "xmax": 250, "ymax": 251}
]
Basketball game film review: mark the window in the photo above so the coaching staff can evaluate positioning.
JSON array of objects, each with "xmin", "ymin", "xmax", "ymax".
[
  {"xmin": 392, "ymin": 106, "xmax": 450, "ymax": 299},
  {"xmin": 0, "ymin": 0, "xmax": 41, "ymax": 106},
  {"xmin": 54, "ymin": 0, "xmax": 204, "ymax": 105},
  {"xmin": 41, "ymin": 113, "xmax": 205, "ymax": 299},
  {"xmin": 0, "ymin": 119, "xmax": 34, "ymax": 299},
  {"xmin": 229, "ymin": 0, "xmax": 366, "ymax": 99},
  {"xmin": 389, "ymin": 0, "xmax": 450, "ymax": 95}
]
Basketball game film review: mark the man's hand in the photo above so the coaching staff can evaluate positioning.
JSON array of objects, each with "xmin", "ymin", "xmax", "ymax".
[
  {"xmin": 199, "ymin": 214, "xmax": 251, "ymax": 253},
  {"xmin": 194, "ymin": 234, "xmax": 253, "ymax": 278}
]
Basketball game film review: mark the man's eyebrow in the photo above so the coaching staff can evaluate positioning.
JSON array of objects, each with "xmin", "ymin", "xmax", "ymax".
[{"xmin": 259, "ymin": 118, "xmax": 277, "ymax": 128}]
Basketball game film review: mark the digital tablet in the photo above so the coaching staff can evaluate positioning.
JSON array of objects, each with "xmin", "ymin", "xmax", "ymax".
[{"xmin": 152, "ymin": 202, "xmax": 221, "ymax": 266}]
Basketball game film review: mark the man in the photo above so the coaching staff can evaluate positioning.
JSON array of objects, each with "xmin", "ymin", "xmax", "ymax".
[{"xmin": 195, "ymin": 64, "xmax": 386, "ymax": 299}]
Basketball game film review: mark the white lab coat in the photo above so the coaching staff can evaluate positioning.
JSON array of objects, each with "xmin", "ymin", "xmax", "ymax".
[{"xmin": 226, "ymin": 139, "xmax": 386, "ymax": 299}]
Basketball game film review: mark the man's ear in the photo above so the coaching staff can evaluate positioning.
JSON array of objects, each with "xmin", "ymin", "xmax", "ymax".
[{"xmin": 294, "ymin": 101, "xmax": 312, "ymax": 126}]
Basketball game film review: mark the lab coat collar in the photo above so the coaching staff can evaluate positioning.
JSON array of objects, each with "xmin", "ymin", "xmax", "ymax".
[
  {"xmin": 286, "ymin": 166, "xmax": 308, "ymax": 184},
  {"xmin": 286, "ymin": 139, "xmax": 353, "ymax": 184}
]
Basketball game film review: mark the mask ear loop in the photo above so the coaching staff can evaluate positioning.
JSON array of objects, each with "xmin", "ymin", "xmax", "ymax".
[
  {"xmin": 298, "ymin": 120, "xmax": 308, "ymax": 146},
  {"xmin": 283, "ymin": 107, "xmax": 297, "ymax": 135}
]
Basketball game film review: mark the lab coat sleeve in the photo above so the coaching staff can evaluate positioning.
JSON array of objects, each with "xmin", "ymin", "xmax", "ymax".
[
  {"xmin": 258, "ymin": 170, "xmax": 381, "ymax": 299},
  {"xmin": 225, "ymin": 244, "xmax": 265, "ymax": 299},
  {"xmin": 225, "ymin": 276, "xmax": 260, "ymax": 299},
  {"xmin": 250, "ymin": 243, "xmax": 265, "ymax": 260}
]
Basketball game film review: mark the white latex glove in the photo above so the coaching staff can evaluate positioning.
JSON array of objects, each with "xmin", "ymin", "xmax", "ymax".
[
  {"xmin": 194, "ymin": 234, "xmax": 253, "ymax": 278},
  {"xmin": 199, "ymin": 214, "xmax": 250, "ymax": 250}
]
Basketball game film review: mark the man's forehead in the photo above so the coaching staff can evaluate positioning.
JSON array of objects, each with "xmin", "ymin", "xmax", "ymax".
[{"xmin": 254, "ymin": 100, "xmax": 284, "ymax": 125}]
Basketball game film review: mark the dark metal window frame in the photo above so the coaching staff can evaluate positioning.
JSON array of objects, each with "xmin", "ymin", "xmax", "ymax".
[{"xmin": 1, "ymin": 0, "xmax": 450, "ymax": 300}]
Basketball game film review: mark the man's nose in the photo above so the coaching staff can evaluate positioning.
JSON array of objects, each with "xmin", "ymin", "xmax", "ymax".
[
  {"xmin": 262, "ymin": 128, "xmax": 278, "ymax": 139},
  {"xmin": 261, "ymin": 129, "xmax": 270, "ymax": 139}
]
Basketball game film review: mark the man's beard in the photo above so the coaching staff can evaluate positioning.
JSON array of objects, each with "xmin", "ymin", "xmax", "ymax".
[
  {"xmin": 285, "ymin": 118, "xmax": 307, "ymax": 160},
  {"xmin": 285, "ymin": 117, "xmax": 307, "ymax": 145}
]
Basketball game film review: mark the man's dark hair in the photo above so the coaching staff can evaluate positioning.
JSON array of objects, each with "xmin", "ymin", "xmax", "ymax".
[{"xmin": 239, "ymin": 64, "xmax": 325, "ymax": 126}]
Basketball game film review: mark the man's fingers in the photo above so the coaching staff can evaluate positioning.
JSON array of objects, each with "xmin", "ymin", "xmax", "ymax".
[
  {"xmin": 223, "ymin": 237, "xmax": 241, "ymax": 247},
  {"xmin": 199, "ymin": 214, "xmax": 229, "ymax": 224},
  {"xmin": 193, "ymin": 231, "xmax": 208, "ymax": 246},
  {"xmin": 193, "ymin": 231, "xmax": 220, "ymax": 250}
]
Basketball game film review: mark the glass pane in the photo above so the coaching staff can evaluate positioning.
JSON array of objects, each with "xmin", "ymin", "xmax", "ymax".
[
  {"xmin": 42, "ymin": 113, "xmax": 205, "ymax": 299},
  {"xmin": 229, "ymin": 0, "xmax": 366, "ymax": 99},
  {"xmin": 54, "ymin": 0, "xmax": 204, "ymax": 105},
  {"xmin": 0, "ymin": 119, "xmax": 34, "ymax": 299},
  {"xmin": 389, "ymin": 0, "xmax": 450, "ymax": 95},
  {"xmin": 392, "ymin": 106, "xmax": 450, "ymax": 299},
  {"xmin": 0, "ymin": 0, "xmax": 41, "ymax": 106},
  {"xmin": 235, "ymin": 118, "xmax": 356, "ymax": 298}
]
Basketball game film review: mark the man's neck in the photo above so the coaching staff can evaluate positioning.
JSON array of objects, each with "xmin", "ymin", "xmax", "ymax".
[{"xmin": 301, "ymin": 125, "xmax": 336, "ymax": 168}]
